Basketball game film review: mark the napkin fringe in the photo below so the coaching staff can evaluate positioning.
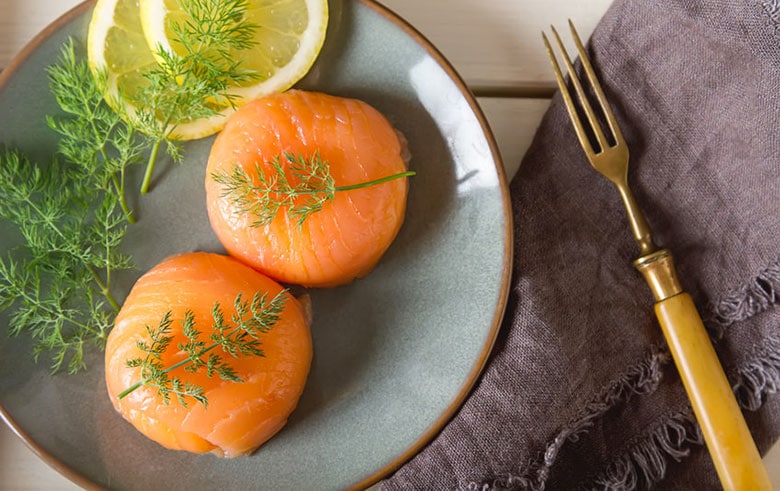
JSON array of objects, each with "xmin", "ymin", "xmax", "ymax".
[
  {"xmin": 592, "ymin": 329, "xmax": 780, "ymax": 490},
  {"xmin": 465, "ymin": 260, "xmax": 779, "ymax": 491},
  {"xmin": 735, "ymin": 333, "xmax": 780, "ymax": 411},
  {"xmin": 536, "ymin": 347, "xmax": 671, "ymax": 487},
  {"xmin": 760, "ymin": 0, "xmax": 780, "ymax": 29},
  {"xmin": 467, "ymin": 347, "xmax": 671, "ymax": 491},
  {"xmin": 710, "ymin": 259, "xmax": 780, "ymax": 334},
  {"xmin": 589, "ymin": 410, "xmax": 702, "ymax": 490},
  {"xmin": 468, "ymin": 329, "xmax": 780, "ymax": 491}
]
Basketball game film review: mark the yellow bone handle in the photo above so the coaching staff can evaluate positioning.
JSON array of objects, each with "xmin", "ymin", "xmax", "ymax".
[
  {"xmin": 656, "ymin": 293, "xmax": 770, "ymax": 490},
  {"xmin": 636, "ymin": 251, "xmax": 771, "ymax": 490}
]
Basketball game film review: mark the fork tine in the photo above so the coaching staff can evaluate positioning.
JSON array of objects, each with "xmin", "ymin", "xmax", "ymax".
[
  {"xmin": 567, "ymin": 19, "xmax": 626, "ymax": 147},
  {"xmin": 542, "ymin": 31, "xmax": 595, "ymax": 156},
  {"xmin": 549, "ymin": 25, "xmax": 611, "ymax": 153}
]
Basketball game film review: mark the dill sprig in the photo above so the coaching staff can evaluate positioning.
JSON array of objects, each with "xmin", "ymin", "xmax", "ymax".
[
  {"xmin": 212, "ymin": 152, "xmax": 416, "ymax": 227},
  {"xmin": 0, "ymin": 1, "xmax": 266, "ymax": 373},
  {"xmin": 131, "ymin": 0, "xmax": 260, "ymax": 195},
  {"xmin": 0, "ymin": 42, "xmax": 137, "ymax": 373},
  {"xmin": 0, "ymin": 152, "xmax": 132, "ymax": 373},
  {"xmin": 119, "ymin": 290, "xmax": 287, "ymax": 408},
  {"xmin": 46, "ymin": 41, "xmax": 144, "ymax": 224}
]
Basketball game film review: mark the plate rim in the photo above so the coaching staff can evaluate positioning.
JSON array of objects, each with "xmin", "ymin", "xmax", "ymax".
[{"xmin": 0, "ymin": 1, "xmax": 514, "ymax": 489}]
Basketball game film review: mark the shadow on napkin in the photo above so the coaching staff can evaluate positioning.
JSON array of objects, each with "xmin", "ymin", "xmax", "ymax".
[{"xmin": 382, "ymin": 0, "xmax": 780, "ymax": 489}]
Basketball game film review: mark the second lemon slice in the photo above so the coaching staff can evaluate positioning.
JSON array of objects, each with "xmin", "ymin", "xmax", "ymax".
[
  {"xmin": 88, "ymin": 0, "xmax": 235, "ymax": 140},
  {"xmin": 140, "ymin": 0, "xmax": 329, "ymax": 102},
  {"xmin": 88, "ymin": 0, "xmax": 328, "ymax": 141}
]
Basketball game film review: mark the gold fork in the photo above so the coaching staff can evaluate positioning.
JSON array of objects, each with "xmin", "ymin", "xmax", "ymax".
[{"xmin": 542, "ymin": 21, "xmax": 771, "ymax": 490}]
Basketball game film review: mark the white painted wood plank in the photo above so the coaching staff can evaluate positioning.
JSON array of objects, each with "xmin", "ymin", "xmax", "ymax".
[
  {"xmin": 480, "ymin": 97, "xmax": 550, "ymax": 179},
  {"xmin": 0, "ymin": 0, "xmax": 84, "ymax": 68},
  {"xmin": 0, "ymin": 0, "xmax": 614, "ymax": 91},
  {"xmin": 381, "ymin": 0, "xmax": 614, "ymax": 92},
  {"xmin": 0, "ymin": 422, "xmax": 81, "ymax": 490}
]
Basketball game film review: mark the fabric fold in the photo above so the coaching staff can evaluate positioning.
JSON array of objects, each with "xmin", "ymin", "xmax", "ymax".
[{"xmin": 381, "ymin": 0, "xmax": 780, "ymax": 489}]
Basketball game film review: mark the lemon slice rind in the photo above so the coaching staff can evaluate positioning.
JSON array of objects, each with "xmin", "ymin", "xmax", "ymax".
[{"xmin": 139, "ymin": 0, "xmax": 329, "ymax": 105}]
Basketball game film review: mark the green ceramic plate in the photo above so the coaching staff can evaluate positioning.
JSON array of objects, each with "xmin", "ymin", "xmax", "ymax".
[{"xmin": 0, "ymin": 0, "xmax": 511, "ymax": 488}]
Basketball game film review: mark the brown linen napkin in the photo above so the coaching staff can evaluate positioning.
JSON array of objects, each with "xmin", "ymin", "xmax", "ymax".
[{"xmin": 381, "ymin": 0, "xmax": 780, "ymax": 489}]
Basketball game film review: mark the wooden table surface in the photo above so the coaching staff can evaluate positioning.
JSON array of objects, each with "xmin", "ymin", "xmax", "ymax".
[{"xmin": 1, "ymin": 0, "xmax": 778, "ymax": 489}]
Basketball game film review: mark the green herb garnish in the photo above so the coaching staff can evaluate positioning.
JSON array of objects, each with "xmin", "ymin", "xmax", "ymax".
[
  {"xmin": 0, "ymin": 41, "xmax": 140, "ymax": 373},
  {"xmin": 119, "ymin": 290, "xmax": 287, "ymax": 408},
  {"xmin": 0, "ymin": 0, "xmax": 263, "ymax": 372},
  {"xmin": 131, "ymin": 0, "xmax": 260, "ymax": 195},
  {"xmin": 46, "ymin": 41, "xmax": 144, "ymax": 224},
  {"xmin": 0, "ymin": 152, "xmax": 132, "ymax": 374},
  {"xmin": 213, "ymin": 152, "xmax": 416, "ymax": 227}
]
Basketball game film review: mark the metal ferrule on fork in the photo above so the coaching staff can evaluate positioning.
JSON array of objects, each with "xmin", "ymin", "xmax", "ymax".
[{"xmin": 634, "ymin": 249, "xmax": 682, "ymax": 302}]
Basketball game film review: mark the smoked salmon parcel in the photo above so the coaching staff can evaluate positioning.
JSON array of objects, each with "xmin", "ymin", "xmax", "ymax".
[
  {"xmin": 105, "ymin": 252, "xmax": 312, "ymax": 457},
  {"xmin": 206, "ymin": 89, "xmax": 411, "ymax": 288}
]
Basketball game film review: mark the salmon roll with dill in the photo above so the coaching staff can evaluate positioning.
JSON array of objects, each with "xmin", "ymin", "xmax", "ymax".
[
  {"xmin": 105, "ymin": 252, "xmax": 312, "ymax": 457},
  {"xmin": 206, "ymin": 89, "xmax": 413, "ymax": 288}
]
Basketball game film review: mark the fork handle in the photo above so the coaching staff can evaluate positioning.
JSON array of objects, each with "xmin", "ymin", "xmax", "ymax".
[{"xmin": 636, "ymin": 250, "xmax": 771, "ymax": 490}]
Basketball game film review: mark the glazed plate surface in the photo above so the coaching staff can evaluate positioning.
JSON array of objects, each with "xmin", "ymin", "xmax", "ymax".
[{"xmin": 0, "ymin": 0, "xmax": 511, "ymax": 488}]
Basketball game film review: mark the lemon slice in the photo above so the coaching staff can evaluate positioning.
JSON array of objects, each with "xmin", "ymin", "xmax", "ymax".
[
  {"xmin": 87, "ymin": 0, "xmax": 328, "ymax": 141},
  {"xmin": 139, "ymin": 0, "xmax": 329, "ymax": 102},
  {"xmin": 87, "ymin": 0, "xmax": 234, "ymax": 140}
]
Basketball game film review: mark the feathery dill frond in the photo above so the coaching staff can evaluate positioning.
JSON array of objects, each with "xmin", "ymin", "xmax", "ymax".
[
  {"xmin": 212, "ymin": 151, "xmax": 415, "ymax": 227},
  {"xmin": 118, "ymin": 289, "xmax": 288, "ymax": 407}
]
